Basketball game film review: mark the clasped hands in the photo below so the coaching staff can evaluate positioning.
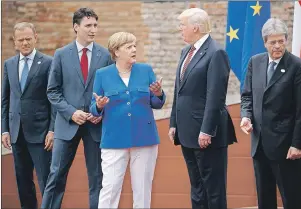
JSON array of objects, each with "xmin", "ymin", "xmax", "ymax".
[{"xmin": 71, "ymin": 110, "xmax": 102, "ymax": 125}]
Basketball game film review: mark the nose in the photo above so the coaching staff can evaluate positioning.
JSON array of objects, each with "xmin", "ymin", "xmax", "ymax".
[{"xmin": 91, "ymin": 26, "xmax": 97, "ymax": 33}]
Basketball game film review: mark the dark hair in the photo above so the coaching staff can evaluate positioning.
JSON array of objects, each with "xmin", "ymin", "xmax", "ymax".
[{"xmin": 73, "ymin": 7, "xmax": 98, "ymax": 28}]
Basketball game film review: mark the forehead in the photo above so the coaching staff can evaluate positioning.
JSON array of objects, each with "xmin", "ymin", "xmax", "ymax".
[
  {"xmin": 79, "ymin": 16, "xmax": 97, "ymax": 25},
  {"xmin": 14, "ymin": 27, "xmax": 35, "ymax": 38},
  {"xmin": 266, "ymin": 34, "xmax": 286, "ymax": 41}
]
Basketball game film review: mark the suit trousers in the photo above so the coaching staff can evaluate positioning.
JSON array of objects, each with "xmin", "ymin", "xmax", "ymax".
[
  {"xmin": 41, "ymin": 125, "xmax": 102, "ymax": 209},
  {"xmin": 12, "ymin": 125, "xmax": 51, "ymax": 209},
  {"xmin": 181, "ymin": 146, "xmax": 227, "ymax": 209},
  {"xmin": 253, "ymin": 142, "xmax": 301, "ymax": 209},
  {"xmin": 98, "ymin": 145, "xmax": 158, "ymax": 209}
]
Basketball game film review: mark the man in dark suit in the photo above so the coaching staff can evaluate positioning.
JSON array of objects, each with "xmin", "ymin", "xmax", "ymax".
[
  {"xmin": 1, "ymin": 22, "xmax": 54, "ymax": 209},
  {"xmin": 168, "ymin": 8, "xmax": 237, "ymax": 209},
  {"xmin": 41, "ymin": 8, "xmax": 113, "ymax": 209},
  {"xmin": 241, "ymin": 18, "xmax": 301, "ymax": 209}
]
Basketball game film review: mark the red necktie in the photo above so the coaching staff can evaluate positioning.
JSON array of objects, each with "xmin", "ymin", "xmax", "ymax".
[
  {"xmin": 180, "ymin": 46, "xmax": 196, "ymax": 82},
  {"xmin": 80, "ymin": 48, "xmax": 88, "ymax": 82}
]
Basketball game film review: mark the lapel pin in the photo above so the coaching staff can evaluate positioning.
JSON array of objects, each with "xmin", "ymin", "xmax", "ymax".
[
  {"xmin": 38, "ymin": 61, "xmax": 41, "ymax": 64},
  {"xmin": 200, "ymin": 52, "xmax": 203, "ymax": 55},
  {"xmin": 97, "ymin": 53, "xmax": 101, "ymax": 57},
  {"xmin": 281, "ymin": 69, "xmax": 285, "ymax": 73}
]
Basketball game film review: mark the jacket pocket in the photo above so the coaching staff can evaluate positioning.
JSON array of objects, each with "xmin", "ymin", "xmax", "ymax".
[{"xmin": 104, "ymin": 91, "xmax": 119, "ymax": 97}]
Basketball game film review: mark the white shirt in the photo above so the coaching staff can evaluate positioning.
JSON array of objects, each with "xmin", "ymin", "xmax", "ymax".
[
  {"xmin": 76, "ymin": 40, "xmax": 93, "ymax": 71},
  {"xmin": 180, "ymin": 34, "xmax": 209, "ymax": 74},
  {"xmin": 19, "ymin": 48, "xmax": 36, "ymax": 81},
  {"xmin": 268, "ymin": 56, "xmax": 282, "ymax": 70},
  {"xmin": 121, "ymin": 77, "xmax": 130, "ymax": 87}
]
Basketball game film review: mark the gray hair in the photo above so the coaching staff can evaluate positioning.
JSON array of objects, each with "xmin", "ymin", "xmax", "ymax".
[
  {"xmin": 261, "ymin": 18, "xmax": 288, "ymax": 42},
  {"xmin": 178, "ymin": 8, "xmax": 211, "ymax": 33},
  {"xmin": 14, "ymin": 22, "xmax": 36, "ymax": 35}
]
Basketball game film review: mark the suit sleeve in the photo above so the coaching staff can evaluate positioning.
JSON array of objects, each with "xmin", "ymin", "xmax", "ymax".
[
  {"xmin": 292, "ymin": 66, "xmax": 301, "ymax": 149},
  {"xmin": 1, "ymin": 61, "xmax": 10, "ymax": 134},
  {"xmin": 241, "ymin": 58, "xmax": 253, "ymax": 121},
  {"xmin": 170, "ymin": 50, "xmax": 183, "ymax": 128},
  {"xmin": 201, "ymin": 49, "xmax": 230, "ymax": 136},
  {"xmin": 148, "ymin": 66, "xmax": 166, "ymax": 109},
  {"xmin": 46, "ymin": 57, "xmax": 57, "ymax": 132},
  {"xmin": 90, "ymin": 70, "xmax": 104, "ymax": 117},
  {"xmin": 47, "ymin": 50, "xmax": 77, "ymax": 122}
]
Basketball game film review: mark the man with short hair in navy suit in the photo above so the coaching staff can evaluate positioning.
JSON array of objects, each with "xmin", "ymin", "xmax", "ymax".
[
  {"xmin": 1, "ymin": 22, "xmax": 54, "ymax": 209},
  {"xmin": 41, "ymin": 8, "xmax": 113, "ymax": 209}
]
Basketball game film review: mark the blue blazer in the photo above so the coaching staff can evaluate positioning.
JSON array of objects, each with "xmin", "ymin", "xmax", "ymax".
[{"xmin": 90, "ymin": 63, "xmax": 166, "ymax": 149}]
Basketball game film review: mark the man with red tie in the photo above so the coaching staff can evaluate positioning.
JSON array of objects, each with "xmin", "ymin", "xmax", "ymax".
[{"xmin": 41, "ymin": 8, "xmax": 113, "ymax": 209}]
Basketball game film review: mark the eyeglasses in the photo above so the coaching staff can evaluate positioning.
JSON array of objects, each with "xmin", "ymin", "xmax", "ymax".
[{"xmin": 266, "ymin": 39, "xmax": 286, "ymax": 46}]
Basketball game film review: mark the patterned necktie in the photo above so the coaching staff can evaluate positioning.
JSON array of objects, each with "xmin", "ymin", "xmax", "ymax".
[
  {"xmin": 80, "ymin": 48, "xmax": 88, "ymax": 82},
  {"xmin": 180, "ymin": 46, "xmax": 196, "ymax": 82},
  {"xmin": 20, "ymin": 57, "xmax": 29, "ymax": 92},
  {"xmin": 267, "ymin": 61, "xmax": 276, "ymax": 84}
]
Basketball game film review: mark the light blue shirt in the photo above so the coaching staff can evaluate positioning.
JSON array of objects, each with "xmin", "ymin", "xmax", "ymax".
[{"xmin": 19, "ymin": 48, "xmax": 36, "ymax": 81}]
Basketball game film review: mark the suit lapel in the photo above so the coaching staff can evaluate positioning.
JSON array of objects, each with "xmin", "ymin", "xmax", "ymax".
[
  {"xmin": 176, "ymin": 47, "xmax": 189, "ymax": 89},
  {"xmin": 258, "ymin": 53, "xmax": 268, "ymax": 92},
  {"xmin": 179, "ymin": 36, "xmax": 211, "ymax": 92},
  {"xmin": 11, "ymin": 55, "xmax": 22, "ymax": 95},
  {"xmin": 85, "ymin": 44, "xmax": 102, "ymax": 88},
  {"xmin": 22, "ymin": 51, "xmax": 43, "ymax": 94},
  {"xmin": 70, "ymin": 41, "xmax": 85, "ymax": 86},
  {"xmin": 265, "ymin": 51, "xmax": 288, "ymax": 91}
]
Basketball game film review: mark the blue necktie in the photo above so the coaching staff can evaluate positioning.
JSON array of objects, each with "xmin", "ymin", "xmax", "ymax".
[{"xmin": 20, "ymin": 57, "xmax": 29, "ymax": 92}]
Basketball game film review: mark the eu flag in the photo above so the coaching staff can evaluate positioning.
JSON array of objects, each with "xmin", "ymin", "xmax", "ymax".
[{"xmin": 225, "ymin": 1, "xmax": 270, "ymax": 90}]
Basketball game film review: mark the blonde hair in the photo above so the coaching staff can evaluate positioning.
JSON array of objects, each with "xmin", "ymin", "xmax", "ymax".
[
  {"xmin": 14, "ymin": 22, "xmax": 36, "ymax": 36},
  {"xmin": 108, "ymin": 32, "xmax": 136, "ymax": 60},
  {"xmin": 178, "ymin": 8, "xmax": 211, "ymax": 33}
]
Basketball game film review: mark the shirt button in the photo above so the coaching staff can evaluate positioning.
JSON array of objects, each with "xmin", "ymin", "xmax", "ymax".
[
  {"xmin": 128, "ymin": 113, "xmax": 131, "ymax": 116},
  {"xmin": 127, "ymin": 102, "xmax": 130, "ymax": 105},
  {"xmin": 126, "ymin": 91, "xmax": 129, "ymax": 94}
]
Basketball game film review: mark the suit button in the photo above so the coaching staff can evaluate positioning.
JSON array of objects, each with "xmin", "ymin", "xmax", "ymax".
[
  {"xmin": 148, "ymin": 122, "xmax": 151, "ymax": 124},
  {"xmin": 126, "ymin": 91, "xmax": 129, "ymax": 94},
  {"xmin": 127, "ymin": 102, "xmax": 130, "ymax": 105},
  {"xmin": 128, "ymin": 113, "xmax": 131, "ymax": 116}
]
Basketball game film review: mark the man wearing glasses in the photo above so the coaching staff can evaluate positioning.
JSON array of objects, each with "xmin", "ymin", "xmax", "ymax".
[{"xmin": 241, "ymin": 18, "xmax": 301, "ymax": 209}]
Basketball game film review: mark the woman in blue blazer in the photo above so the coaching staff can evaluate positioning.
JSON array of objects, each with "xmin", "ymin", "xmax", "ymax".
[{"xmin": 90, "ymin": 32, "xmax": 166, "ymax": 208}]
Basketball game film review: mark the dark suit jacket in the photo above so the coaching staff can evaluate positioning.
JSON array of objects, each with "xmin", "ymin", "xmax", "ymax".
[
  {"xmin": 241, "ymin": 51, "xmax": 301, "ymax": 160},
  {"xmin": 47, "ymin": 41, "xmax": 113, "ymax": 141},
  {"xmin": 1, "ymin": 51, "xmax": 55, "ymax": 144},
  {"xmin": 170, "ymin": 36, "xmax": 237, "ymax": 149}
]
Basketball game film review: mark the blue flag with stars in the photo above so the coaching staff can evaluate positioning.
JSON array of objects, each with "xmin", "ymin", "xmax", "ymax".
[{"xmin": 225, "ymin": 1, "xmax": 270, "ymax": 90}]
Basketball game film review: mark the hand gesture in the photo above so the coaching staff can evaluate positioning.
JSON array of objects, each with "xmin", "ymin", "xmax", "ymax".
[
  {"xmin": 93, "ymin": 93, "xmax": 109, "ymax": 110},
  {"xmin": 149, "ymin": 77, "xmax": 163, "ymax": 97}
]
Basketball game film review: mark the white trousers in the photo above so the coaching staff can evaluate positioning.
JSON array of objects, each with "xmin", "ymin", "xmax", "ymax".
[{"xmin": 98, "ymin": 145, "xmax": 158, "ymax": 209}]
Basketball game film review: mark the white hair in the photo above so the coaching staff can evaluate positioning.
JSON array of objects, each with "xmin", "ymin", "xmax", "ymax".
[
  {"xmin": 262, "ymin": 18, "xmax": 288, "ymax": 42},
  {"xmin": 178, "ymin": 8, "xmax": 211, "ymax": 33}
]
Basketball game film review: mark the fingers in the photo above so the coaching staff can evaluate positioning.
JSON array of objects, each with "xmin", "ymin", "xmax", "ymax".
[
  {"xmin": 2, "ymin": 136, "xmax": 11, "ymax": 150},
  {"xmin": 168, "ymin": 128, "xmax": 176, "ymax": 143},
  {"xmin": 44, "ymin": 138, "xmax": 53, "ymax": 151}
]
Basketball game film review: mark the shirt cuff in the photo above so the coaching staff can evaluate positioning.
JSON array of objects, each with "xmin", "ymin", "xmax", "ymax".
[{"xmin": 199, "ymin": 131, "xmax": 213, "ymax": 137}]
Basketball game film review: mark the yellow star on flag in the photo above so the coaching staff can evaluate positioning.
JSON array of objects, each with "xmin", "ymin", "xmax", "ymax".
[
  {"xmin": 250, "ymin": 1, "xmax": 262, "ymax": 16},
  {"xmin": 227, "ymin": 26, "xmax": 239, "ymax": 42}
]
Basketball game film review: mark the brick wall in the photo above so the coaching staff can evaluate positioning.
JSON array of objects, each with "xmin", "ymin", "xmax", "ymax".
[{"xmin": 1, "ymin": 1, "xmax": 295, "ymax": 113}]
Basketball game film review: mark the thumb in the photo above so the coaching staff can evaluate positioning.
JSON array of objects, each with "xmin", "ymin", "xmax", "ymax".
[{"xmin": 93, "ymin": 92, "xmax": 99, "ymax": 99}]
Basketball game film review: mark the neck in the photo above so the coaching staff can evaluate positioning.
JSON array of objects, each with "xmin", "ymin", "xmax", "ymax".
[
  {"xmin": 190, "ymin": 33, "xmax": 207, "ymax": 45},
  {"xmin": 76, "ymin": 38, "xmax": 91, "ymax": 47},
  {"xmin": 116, "ymin": 61, "xmax": 132, "ymax": 72}
]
